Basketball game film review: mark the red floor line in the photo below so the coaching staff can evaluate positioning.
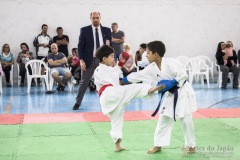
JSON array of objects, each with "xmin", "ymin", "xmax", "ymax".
[{"xmin": 0, "ymin": 108, "xmax": 239, "ymax": 125}]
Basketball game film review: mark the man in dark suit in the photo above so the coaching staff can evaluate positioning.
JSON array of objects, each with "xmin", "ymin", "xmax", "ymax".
[{"xmin": 73, "ymin": 12, "xmax": 112, "ymax": 110}]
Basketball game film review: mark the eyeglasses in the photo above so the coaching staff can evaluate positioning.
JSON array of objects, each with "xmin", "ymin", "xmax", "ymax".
[{"xmin": 4, "ymin": 46, "xmax": 9, "ymax": 48}]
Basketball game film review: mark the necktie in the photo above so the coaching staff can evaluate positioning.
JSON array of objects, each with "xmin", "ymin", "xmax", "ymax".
[{"xmin": 95, "ymin": 28, "xmax": 100, "ymax": 49}]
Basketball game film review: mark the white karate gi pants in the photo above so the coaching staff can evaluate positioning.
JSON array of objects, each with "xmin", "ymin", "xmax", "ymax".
[
  {"xmin": 154, "ymin": 114, "xmax": 195, "ymax": 147},
  {"xmin": 106, "ymin": 84, "xmax": 151, "ymax": 143}
]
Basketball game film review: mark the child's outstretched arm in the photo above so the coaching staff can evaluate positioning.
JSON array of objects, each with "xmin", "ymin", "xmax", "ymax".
[{"xmin": 124, "ymin": 64, "xmax": 158, "ymax": 84}]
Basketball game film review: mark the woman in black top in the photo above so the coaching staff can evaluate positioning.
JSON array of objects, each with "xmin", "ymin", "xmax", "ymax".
[{"xmin": 215, "ymin": 42, "xmax": 239, "ymax": 89}]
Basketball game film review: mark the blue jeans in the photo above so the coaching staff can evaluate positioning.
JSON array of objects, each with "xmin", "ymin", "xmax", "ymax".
[{"xmin": 114, "ymin": 50, "xmax": 121, "ymax": 61}]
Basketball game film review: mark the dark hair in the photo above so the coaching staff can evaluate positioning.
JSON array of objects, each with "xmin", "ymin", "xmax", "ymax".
[
  {"xmin": 147, "ymin": 41, "xmax": 166, "ymax": 57},
  {"xmin": 42, "ymin": 24, "xmax": 48, "ymax": 29},
  {"xmin": 111, "ymin": 22, "xmax": 118, "ymax": 26},
  {"xmin": 90, "ymin": 12, "xmax": 100, "ymax": 18},
  {"xmin": 95, "ymin": 45, "xmax": 114, "ymax": 62},
  {"xmin": 217, "ymin": 42, "xmax": 225, "ymax": 52},
  {"xmin": 72, "ymin": 48, "xmax": 78, "ymax": 54},
  {"xmin": 135, "ymin": 50, "xmax": 142, "ymax": 61},
  {"xmin": 20, "ymin": 43, "xmax": 29, "ymax": 50},
  {"xmin": 72, "ymin": 48, "xmax": 77, "ymax": 52},
  {"xmin": 140, "ymin": 43, "xmax": 147, "ymax": 49},
  {"xmin": 2, "ymin": 44, "xmax": 10, "ymax": 52},
  {"xmin": 57, "ymin": 27, "xmax": 63, "ymax": 31}
]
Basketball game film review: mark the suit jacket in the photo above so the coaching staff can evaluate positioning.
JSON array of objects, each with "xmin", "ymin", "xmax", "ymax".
[{"xmin": 78, "ymin": 25, "xmax": 112, "ymax": 68}]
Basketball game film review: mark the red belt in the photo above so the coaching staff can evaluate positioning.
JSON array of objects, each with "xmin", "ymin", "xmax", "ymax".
[{"xmin": 98, "ymin": 84, "xmax": 113, "ymax": 96}]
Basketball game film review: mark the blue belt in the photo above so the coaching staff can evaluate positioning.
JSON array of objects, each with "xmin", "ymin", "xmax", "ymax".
[{"xmin": 151, "ymin": 81, "xmax": 186, "ymax": 121}]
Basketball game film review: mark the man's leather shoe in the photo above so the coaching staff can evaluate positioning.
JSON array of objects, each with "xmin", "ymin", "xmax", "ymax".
[{"xmin": 73, "ymin": 103, "xmax": 80, "ymax": 110}]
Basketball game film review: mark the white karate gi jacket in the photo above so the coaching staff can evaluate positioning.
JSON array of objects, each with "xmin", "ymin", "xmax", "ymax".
[
  {"xmin": 127, "ymin": 57, "xmax": 197, "ymax": 118},
  {"xmin": 94, "ymin": 63, "xmax": 127, "ymax": 115}
]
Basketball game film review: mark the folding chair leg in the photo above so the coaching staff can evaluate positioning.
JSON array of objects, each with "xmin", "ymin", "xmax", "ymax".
[
  {"xmin": 27, "ymin": 77, "xmax": 32, "ymax": 93},
  {"xmin": 211, "ymin": 70, "xmax": 214, "ymax": 83},
  {"xmin": 200, "ymin": 75, "xmax": 204, "ymax": 87},
  {"xmin": 0, "ymin": 77, "xmax": 2, "ymax": 94},
  {"xmin": 206, "ymin": 74, "xmax": 210, "ymax": 88},
  {"xmin": 218, "ymin": 72, "xmax": 222, "ymax": 88}
]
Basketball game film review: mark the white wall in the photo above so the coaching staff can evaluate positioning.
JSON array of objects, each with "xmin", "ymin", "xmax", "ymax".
[{"xmin": 0, "ymin": 0, "xmax": 240, "ymax": 78}]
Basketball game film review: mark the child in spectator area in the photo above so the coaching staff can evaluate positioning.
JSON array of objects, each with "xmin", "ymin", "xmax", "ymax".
[
  {"xmin": 225, "ymin": 43, "xmax": 236, "ymax": 65},
  {"xmin": 68, "ymin": 48, "xmax": 81, "ymax": 83},
  {"xmin": 118, "ymin": 51, "xmax": 129, "ymax": 69},
  {"xmin": 94, "ymin": 45, "xmax": 164, "ymax": 152},
  {"xmin": 225, "ymin": 41, "xmax": 237, "ymax": 65},
  {"xmin": 21, "ymin": 51, "xmax": 31, "ymax": 64},
  {"xmin": 228, "ymin": 40, "xmax": 240, "ymax": 67},
  {"xmin": 122, "ymin": 41, "xmax": 197, "ymax": 154},
  {"xmin": 118, "ymin": 44, "xmax": 136, "ymax": 76},
  {"xmin": 226, "ymin": 41, "xmax": 236, "ymax": 54}
]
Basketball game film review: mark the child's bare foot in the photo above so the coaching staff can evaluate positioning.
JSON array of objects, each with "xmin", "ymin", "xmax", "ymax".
[
  {"xmin": 147, "ymin": 147, "xmax": 161, "ymax": 154},
  {"xmin": 115, "ymin": 139, "xmax": 125, "ymax": 152},
  {"xmin": 148, "ymin": 85, "xmax": 164, "ymax": 93},
  {"xmin": 182, "ymin": 145, "xmax": 195, "ymax": 153}
]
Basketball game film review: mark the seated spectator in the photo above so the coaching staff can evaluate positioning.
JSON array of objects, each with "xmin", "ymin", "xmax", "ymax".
[
  {"xmin": 0, "ymin": 44, "xmax": 14, "ymax": 86},
  {"xmin": 215, "ymin": 42, "xmax": 239, "ymax": 89},
  {"xmin": 48, "ymin": 43, "xmax": 72, "ymax": 91},
  {"xmin": 68, "ymin": 48, "xmax": 81, "ymax": 83},
  {"xmin": 119, "ymin": 44, "xmax": 136, "ymax": 76},
  {"xmin": 135, "ymin": 43, "xmax": 149, "ymax": 70},
  {"xmin": 118, "ymin": 51, "xmax": 130, "ymax": 74},
  {"xmin": 16, "ymin": 43, "xmax": 34, "ymax": 86},
  {"xmin": 135, "ymin": 50, "xmax": 141, "ymax": 63}
]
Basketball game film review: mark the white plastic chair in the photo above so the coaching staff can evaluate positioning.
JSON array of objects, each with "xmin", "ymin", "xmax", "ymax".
[
  {"xmin": 48, "ymin": 68, "xmax": 73, "ymax": 91},
  {"xmin": 197, "ymin": 55, "xmax": 214, "ymax": 82},
  {"xmin": 176, "ymin": 56, "xmax": 190, "ymax": 79},
  {"xmin": 18, "ymin": 63, "xmax": 37, "ymax": 86},
  {"xmin": 0, "ymin": 75, "xmax": 2, "ymax": 94},
  {"xmin": 188, "ymin": 57, "xmax": 210, "ymax": 88},
  {"xmin": 17, "ymin": 64, "xmax": 21, "ymax": 86},
  {"xmin": 10, "ymin": 65, "xmax": 13, "ymax": 86},
  {"xmin": 25, "ymin": 60, "xmax": 49, "ymax": 93},
  {"xmin": 176, "ymin": 56, "xmax": 190, "ymax": 71},
  {"xmin": 215, "ymin": 61, "xmax": 233, "ymax": 88}
]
